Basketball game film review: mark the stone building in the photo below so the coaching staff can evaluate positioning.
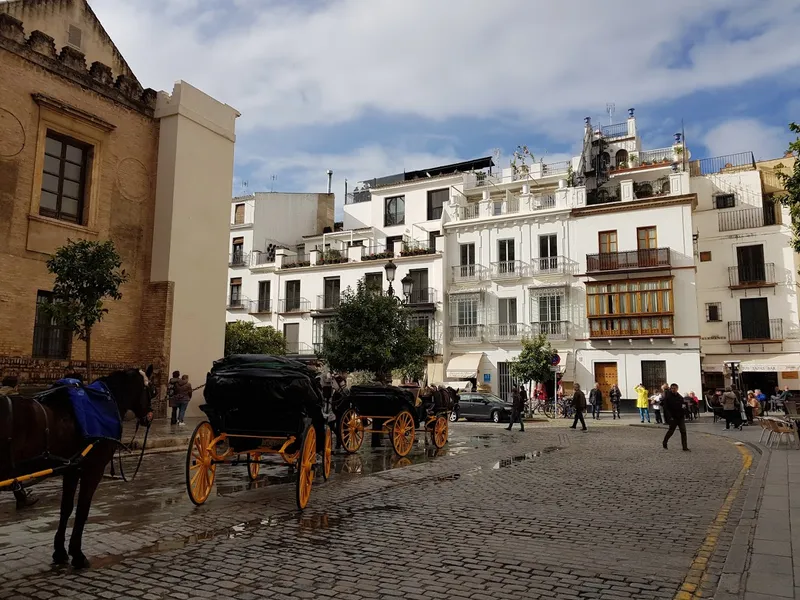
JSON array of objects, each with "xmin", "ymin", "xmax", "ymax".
[{"xmin": 0, "ymin": 0, "xmax": 239, "ymax": 414}]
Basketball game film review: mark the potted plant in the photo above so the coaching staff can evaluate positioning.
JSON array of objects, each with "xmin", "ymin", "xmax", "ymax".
[
  {"xmin": 629, "ymin": 154, "xmax": 639, "ymax": 168},
  {"xmin": 618, "ymin": 161, "xmax": 628, "ymax": 169}
]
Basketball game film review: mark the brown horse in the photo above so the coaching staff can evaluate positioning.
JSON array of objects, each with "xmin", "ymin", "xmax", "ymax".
[{"xmin": 1, "ymin": 366, "xmax": 155, "ymax": 568}]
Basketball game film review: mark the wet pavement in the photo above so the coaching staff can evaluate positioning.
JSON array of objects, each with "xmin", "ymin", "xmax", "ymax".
[{"xmin": 0, "ymin": 420, "xmax": 756, "ymax": 599}]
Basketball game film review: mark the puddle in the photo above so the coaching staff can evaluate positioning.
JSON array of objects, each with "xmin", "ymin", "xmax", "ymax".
[{"xmin": 492, "ymin": 451, "xmax": 542, "ymax": 470}]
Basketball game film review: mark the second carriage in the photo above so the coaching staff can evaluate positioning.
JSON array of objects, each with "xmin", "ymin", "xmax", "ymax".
[{"xmin": 337, "ymin": 384, "xmax": 455, "ymax": 457}]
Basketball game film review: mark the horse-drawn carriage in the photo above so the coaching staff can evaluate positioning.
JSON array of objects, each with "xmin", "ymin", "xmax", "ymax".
[
  {"xmin": 337, "ymin": 384, "xmax": 455, "ymax": 457},
  {"xmin": 186, "ymin": 355, "xmax": 332, "ymax": 510}
]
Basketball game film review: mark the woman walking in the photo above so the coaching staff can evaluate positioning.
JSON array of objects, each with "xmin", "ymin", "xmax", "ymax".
[
  {"xmin": 174, "ymin": 374, "xmax": 193, "ymax": 426},
  {"xmin": 634, "ymin": 384, "xmax": 651, "ymax": 423},
  {"xmin": 609, "ymin": 384, "xmax": 622, "ymax": 419},
  {"xmin": 722, "ymin": 387, "xmax": 742, "ymax": 430}
]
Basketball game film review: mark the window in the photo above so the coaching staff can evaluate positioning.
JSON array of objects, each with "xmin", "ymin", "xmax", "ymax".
[
  {"xmin": 706, "ymin": 302, "xmax": 721, "ymax": 322},
  {"xmin": 228, "ymin": 278, "xmax": 242, "ymax": 307},
  {"xmin": 641, "ymin": 361, "xmax": 667, "ymax": 395},
  {"xmin": 538, "ymin": 293, "xmax": 562, "ymax": 324},
  {"xmin": 67, "ymin": 25, "xmax": 82, "ymax": 49},
  {"xmin": 323, "ymin": 277, "xmax": 341, "ymax": 309},
  {"xmin": 539, "ymin": 234, "xmax": 558, "ymax": 271},
  {"xmin": 313, "ymin": 317, "xmax": 335, "ymax": 352},
  {"xmin": 598, "ymin": 230, "xmax": 618, "ymax": 254},
  {"xmin": 497, "ymin": 239, "xmax": 516, "ymax": 274},
  {"xmin": 257, "ymin": 281, "xmax": 271, "ymax": 312},
  {"xmin": 364, "ymin": 272, "xmax": 383, "ymax": 294},
  {"xmin": 409, "ymin": 313, "xmax": 432, "ymax": 339},
  {"xmin": 32, "ymin": 291, "xmax": 71, "ymax": 359},
  {"xmin": 714, "ymin": 194, "xmax": 735, "ymax": 209},
  {"xmin": 637, "ymin": 227, "xmax": 657, "ymax": 250},
  {"xmin": 231, "ymin": 237, "xmax": 244, "ymax": 264},
  {"xmin": 384, "ymin": 195, "xmax": 405, "ymax": 226},
  {"xmin": 40, "ymin": 131, "xmax": 91, "ymax": 224},
  {"xmin": 450, "ymin": 293, "xmax": 481, "ymax": 327},
  {"xmin": 427, "ymin": 189, "xmax": 447, "ymax": 221},
  {"xmin": 736, "ymin": 244, "xmax": 766, "ymax": 284},
  {"xmin": 457, "ymin": 243, "xmax": 477, "ymax": 278},
  {"xmin": 285, "ymin": 280, "xmax": 301, "ymax": 311},
  {"xmin": 498, "ymin": 298, "xmax": 518, "ymax": 336},
  {"xmin": 699, "ymin": 251, "xmax": 712, "ymax": 262},
  {"xmin": 586, "ymin": 278, "xmax": 674, "ymax": 337},
  {"xmin": 408, "ymin": 269, "xmax": 429, "ymax": 303},
  {"xmin": 531, "ymin": 287, "xmax": 566, "ymax": 337},
  {"xmin": 428, "ymin": 230, "xmax": 440, "ymax": 249},
  {"xmin": 234, "ymin": 203, "xmax": 245, "ymax": 224}
]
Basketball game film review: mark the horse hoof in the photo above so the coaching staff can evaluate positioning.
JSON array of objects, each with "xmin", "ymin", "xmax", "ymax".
[
  {"xmin": 70, "ymin": 554, "xmax": 91, "ymax": 570},
  {"xmin": 52, "ymin": 549, "xmax": 69, "ymax": 565}
]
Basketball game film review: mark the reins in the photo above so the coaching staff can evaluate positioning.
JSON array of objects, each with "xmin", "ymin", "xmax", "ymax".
[{"xmin": 111, "ymin": 418, "xmax": 152, "ymax": 482}]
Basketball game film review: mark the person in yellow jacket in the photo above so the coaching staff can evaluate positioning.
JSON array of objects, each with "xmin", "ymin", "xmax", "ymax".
[{"xmin": 634, "ymin": 384, "xmax": 651, "ymax": 423}]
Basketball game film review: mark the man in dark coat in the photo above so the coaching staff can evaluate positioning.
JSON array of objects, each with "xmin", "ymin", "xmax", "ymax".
[
  {"xmin": 506, "ymin": 386, "xmax": 525, "ymax": 431},
  {"xmin": 662, "ymin": 383, "xmax": 690, "ymax": 451},
  {"xmin": 589, "ymin": 383, "xmax": 603, "ymax": 420},
  {"xmin": 570, "ymin": 383, "xmax": 588, "ymax": 431}
]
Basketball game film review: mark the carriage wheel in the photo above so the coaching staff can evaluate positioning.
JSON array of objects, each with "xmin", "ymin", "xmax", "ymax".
[
  {"xmin": 186, "ymin": 421, "xmax": 217, "ymax": 506},
  {"xmin": 432, "ymin": 416, "xmax": 448, "ymax": 449},
  {"xmin": 296, "ymin": 425, "xmax": 316, "ymax": 510},
  {"xmin": 340, "ymin": 408, "xmax": 364, "ymax": 454},
  {"xmin": 391, "ymin": 411, "xmax": 416, "ymax": 457},
  {"xmin": 323, "ymin": 427, "xmax": 332, "ymax": 481},
  {"xmin": 247, "ymin": 453, "xmax": 261, "ymax": 481}
]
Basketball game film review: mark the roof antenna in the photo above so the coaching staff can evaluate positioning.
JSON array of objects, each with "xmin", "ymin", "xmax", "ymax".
[
  {"xmin": 269, "ymin": 174, "xmax": 277, "ymax": 192},
  {"xmin": 606, "ymin": 103, "xmax": 615, "ymax": 125}
]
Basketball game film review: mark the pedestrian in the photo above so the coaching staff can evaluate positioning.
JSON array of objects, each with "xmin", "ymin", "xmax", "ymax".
[
  {"xmin": 651, "ymin": 391, "xmax": 664, "ymax": 424},
  {"xmin": 755, "ymin": 389, "xmax": 767, "ymax": 415},
  {"xmin": 519, "ymin": 384, "xmax": 528, "ymax": 417},
  {"xmin": 746, "ymin": 391, "xmax": 759, "ymax": 424},
  {"xmin": 569, "ymin": 383, "xmax": 587, "ymax": 431},
  {"xmin": 0, "ymin": 376, "xmax": 39, "ymax": 510},
  {"xmin": 588, "ymin": 383, "xmax": 602, "ymax": 420},
  {"xmin": 721, "ymin": 386, "xmax": 742, "ymax": 430},
  {"xmin": 634, "ymin": 383, "xmax": 651, "ymax": 423},
  {"xmin": 168, "ymin": 370, "xmax": 181, "ymax": 425},
  {"xmin": 662, "ymin": 383, "xmax": 690, "ymax": 451},
  {"xmin": 689, "ymin": 392, "xmax": 700, "ymax": 420},
  {"xmin": 609, "ymin": 383, "xmax": 622, "ymax": 419},
  {"xmin": 506, "ymin": 385, "xmax": 525, "ymax": 432},
  {"xmin": 174, "ymin": 374, "xmax": 193, "ymax": 426}
]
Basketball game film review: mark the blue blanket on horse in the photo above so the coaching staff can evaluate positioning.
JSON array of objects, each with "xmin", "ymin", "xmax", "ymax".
[{"xmin": 55, "ymin": 378, "xmax": 122, "ymax": 442}]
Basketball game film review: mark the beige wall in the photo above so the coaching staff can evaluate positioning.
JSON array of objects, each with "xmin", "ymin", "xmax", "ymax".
[{"xmin": 152, "ymin": 81, "xmax": 239, "ymax": 416}]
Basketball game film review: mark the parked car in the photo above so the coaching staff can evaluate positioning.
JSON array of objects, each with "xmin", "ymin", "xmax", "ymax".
[{"xmin": 452, "ymin": 392, "xmax": 513, "ymax": 423}]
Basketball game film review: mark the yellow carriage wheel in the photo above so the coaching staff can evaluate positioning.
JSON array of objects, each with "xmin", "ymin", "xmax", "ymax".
[
  {"xmin": 296, "ymin": 425, "xmax": 316, "ymax": 510},
  {"xmin": 247, "ymin": 453, "xmax": 261, "ymax": 481},
  {"xmin": 391, "ymin": 410, "xmax": 416, "ymax": 457},
  {"xmin": 432, "ymin": 416, "xmax": 448, "ymax": 449},
  {"xmin": 339, "ymin": 408, "xmax": 364, "ymax": 454},
  {"xmin": 323, "ymin": 427, "xmax": 333, "ymax": 481},
  {"xmin": 186, "ymin": 421, "xmax": 217, "ymax": 506}
]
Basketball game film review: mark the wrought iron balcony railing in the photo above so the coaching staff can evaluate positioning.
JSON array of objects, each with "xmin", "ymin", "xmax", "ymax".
[
  {"xmin": 689, "ymin": 152, "xmax": 756, "ymax": 176},
  {"xmin": 530, "ymin": 321, "xmax": 569, "ymax": 341},
  {"xmin": 449, "ymin": 324, "xmax": 484, "ymax": 344},
  {"xmin": 407, "ymin": 287, "xmax": 437, "ymax": 305},
  {"xmin": 249, "ymin": 298, "xmax": 272, "ymax": 314},
  {"xmin": 601, "ymin": 122, "xmax": 629, "ymax": 138},
  {"xmin": 229, "ymin": 252, "xmax": 249, "ymax": 267},
  {"xmin": 227, "ymin": 296, "xmax": 249, "ymax": 310},
  {"xmin": 486, "ymin": 323, "xmax": 528, "ymax": 343},
  {"xmin": 718, "ymin": 206, "xmax": 778, "ymax": 232},
  {"xmin": 529, "ymin": 256, "xmax": 570, "ymax": 276},
  {"xmin": 491, "ymin": 260, "xmax": 526, "ymax": 279},
  {"xmin": 586, "ymin": 248, "xmax": 671, "ymax": 273},
  {"xmin": 728, "ymin": 319, "xmax": 783, "ymax": 343},
  {"xmin": 459, "ymin": 203, "xmax": 481, "ymax": 220},
  {"xmin": 316, "ymin": 294, "xmax": 342, "ymax": 311},
  {"xmin": 452, "ymin": 264, "xmax": 486, "ymax": 282},
  {"xmin": 728, "ymin": 263, "xmax": 776, "ymax": 288},
  {"xmin": 286, "ymin": 342, "xmax": 315, "ymax": 355},
  {"xmin": 278, "ymin": 297, "xmax": 311, "ymax": 314}
]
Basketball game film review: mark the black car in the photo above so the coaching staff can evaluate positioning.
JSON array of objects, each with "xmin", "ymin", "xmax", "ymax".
[{"xmin": 452, "ymin": 392, "xmax": 513, "ymax": 423}]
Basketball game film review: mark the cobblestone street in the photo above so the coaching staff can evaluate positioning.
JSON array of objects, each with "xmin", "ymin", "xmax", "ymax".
[{"xmin": 0, "ymin": 420, "xmax": 754, "ymax": 599}]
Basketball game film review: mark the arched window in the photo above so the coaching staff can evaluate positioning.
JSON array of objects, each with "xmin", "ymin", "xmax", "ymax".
[{"xmin": 615, "ymin": 149, "xmax": 628, "ymax": 167}]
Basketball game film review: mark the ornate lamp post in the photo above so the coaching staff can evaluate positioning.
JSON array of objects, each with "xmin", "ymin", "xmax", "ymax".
[
  {"xmin": 401, "ymin": 273, "xmax": 413, "ymax": 303},
  {"xmin": 384, "ymin": 259, "xmax": 397, "ymax": 297}
]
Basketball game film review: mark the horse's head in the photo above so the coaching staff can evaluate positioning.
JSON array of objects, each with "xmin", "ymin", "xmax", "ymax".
[{"xmin": 135, "ymin": 365, "xmax": 156, "ymax": 425}]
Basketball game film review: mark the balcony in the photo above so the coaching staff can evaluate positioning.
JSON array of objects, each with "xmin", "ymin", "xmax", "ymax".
[
  {"xmin": 278, "ymin": 298, "xmax": 310, "ymax": 314},
  {"xmin": 400, "ymin": 240, "xmax": 436, "ymax": 257},
  {"xmin": 248, "ymin": 299, "xmax": 272, "ymax": 314},
  {"xmin": 689, "ymin": 152, "xmax": 755, "ymax": 176},
  {"xmin": 362, "ymin": 245, "xmax": 394, "ymax": 261},
  {"xmin": 491, "ymin": 260, "xmax": 526, "ymax": 280},
  {"xmin": 588, "ymin": 316, "xmax": 674, "ymax": 339},
  {"xmin": 586, "ymin": 248, "xmax": 671, "ymax": 274},
  {"xmin": 286, "ymin": 342, "xmax": 315, "ymax": 355},
  {"xmin": 530, "ymin": 321, "xmax": 569, "ymax": 341},
  {"xmin": 486, "ymin": 323, "xmax": 528, "ymax": 343},
  {"xmin": 601, "ymin": 122, "xmax": 630, "ymax": 139},
  {"xmin": 252, "ymin": 252, "xmax": 274, "ymax": 267},
  {"xmin": 530, "ymin": 193, "xmax": 556, "ymax": 210},
  {"xmin": 728, "ymin": 319, "xmax": 783, "ymax": 344},
  {"xmin": 459, "ymin": 203, "xmax": 481, "ymax": 220},
  {"xmin": 345, "ymin": 188, "xmax": 371, "ymax": 205},
  {"xmin": 227, "ymin": 296, "xmax": 249, "ymax": 310},
  {"xmin": 315, "ymin": 294, "xmax": 341, "ymax": 312},
  {"xmin": 728, "ymin": 263, "xmax": 777, "ymax": 290},
  {"xmin": 280, "ymin": 254, "xmax": 311, "ymax": 269},
  {"xmin": 633, "ymin": 178, "xmax": 671, "ymax": 199},
  {"xmin": 407, "ymin": 287, "xmax": 437, "ymax": 306},
  {"xmin": 452, "ymin": 264, "xmax": 486, "ymax": 283},
  {"xmin": 529, "ymin": 256, "xmax": 570, "ymax": 277},
  {"xmin": 636, "ymin": 148, "xmax": 674, "ymax": 166},
  {"xmin": 229, "ymin": 252, "xmax": 249, "ymax": 267},
  {"xmin": 718, "ymin": 206, "xmax": 779, "ymax": 232},
  {"xmin": 450, "ymin": 324, "xmax": 484, "ymax": 344}
]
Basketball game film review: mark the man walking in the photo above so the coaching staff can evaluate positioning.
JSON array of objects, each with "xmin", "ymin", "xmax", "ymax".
[
  {"xmin": 506, "ymin": 386, "xmax": 525, "ymax": 432},
  {"xmin": 609, "ymin": 383, "xmax": 622, "ymax": 419},
  {"xmin": 168, "ymin": 370, "xmax": 181, "ymax": 425},
  {"xmin": 589, "ymin": 383, "xmax": 603, "ymax": 420},
  {"xmin": 662, "ymin": 383, "xmax": 690, "ymax": 451},
  {"xmin": 570, "ymin": 383, "xmax": 588, "ymax": 431}
]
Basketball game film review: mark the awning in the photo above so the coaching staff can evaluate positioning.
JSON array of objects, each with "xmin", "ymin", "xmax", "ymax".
[
  {"xmin": 446, "ymin": 353, "xmax": 484, "ymax": 379},
  {"xmin": 702, "ymin": 353, "xmax": 800, "ymax": 373}
]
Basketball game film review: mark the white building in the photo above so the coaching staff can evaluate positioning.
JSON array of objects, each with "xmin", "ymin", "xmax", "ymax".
[{"xmin": 224, "ymin": 110, "xmax": 799, "ymax": 406}]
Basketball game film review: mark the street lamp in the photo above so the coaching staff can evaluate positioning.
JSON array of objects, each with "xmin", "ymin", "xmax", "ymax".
[
  {"xmin": 384, "ymin": 259, "xmax": 397, "ymax": 296},
  {"xmin": 401, "ymin": 274, "xmax": 414, "ymax": 302}
]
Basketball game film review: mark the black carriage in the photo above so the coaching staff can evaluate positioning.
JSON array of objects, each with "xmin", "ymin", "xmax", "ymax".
[{"xmin": 186, "ymin": 354, "xmax": 332, "ymax": 510}]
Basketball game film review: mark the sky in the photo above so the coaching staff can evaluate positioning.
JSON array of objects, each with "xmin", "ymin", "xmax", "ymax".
[{"xmin": 86, "ymin": 0, "xmax": 800, "ymax": 216}]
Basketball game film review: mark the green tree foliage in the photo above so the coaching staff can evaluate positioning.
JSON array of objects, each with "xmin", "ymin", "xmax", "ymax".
[
  {"xmin": 44, "ymin": 240, "xmax": 129, "ymax": 381},
  {"xmin": 776, "ymin": 122, "xmax": 800, "ymax": 253},
  {"xmin": 510, "ymin": 334, "xmax": 556, "ymax": 387},
  {"xmin": 320, "ymin": 279, "xmax": 433, "ymax": 382},
  {"xmin": 224, "ymin": 321, "xmax": 286, "ymax": 356}
]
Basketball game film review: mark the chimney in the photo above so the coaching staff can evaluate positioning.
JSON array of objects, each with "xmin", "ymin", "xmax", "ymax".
[{"xmin": 326, "ymin": 169, "xmax": 333, "ymax": 194}]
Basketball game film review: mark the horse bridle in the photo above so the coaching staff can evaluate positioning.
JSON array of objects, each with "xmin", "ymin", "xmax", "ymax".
[{"xmin": 113, "ymin": 379, "xmax": 157, "ymax": 482}]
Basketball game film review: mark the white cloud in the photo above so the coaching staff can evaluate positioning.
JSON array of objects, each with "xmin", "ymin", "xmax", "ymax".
[
  {"xmin": 703, "ymin": 119, "xmax": 790, "ymax": 161},
  {"xmin": 88, "ymin": 0, "xmax": 800, "ymax": 133}
]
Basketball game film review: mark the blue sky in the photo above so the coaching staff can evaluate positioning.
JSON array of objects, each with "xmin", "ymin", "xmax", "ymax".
[{"xmin": 90, "ymin": 0, "xmax": 800, "ymax": 216}]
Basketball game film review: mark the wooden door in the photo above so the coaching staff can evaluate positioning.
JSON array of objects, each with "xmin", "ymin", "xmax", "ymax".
[{"xmin": 594, "ymin": 362, "xmax": 618, "ymax": 410}]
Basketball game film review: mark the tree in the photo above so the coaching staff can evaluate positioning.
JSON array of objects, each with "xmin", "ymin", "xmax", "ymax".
[
  {"xmin": 510, "ymin": 334, "xmax": 556, "ymax": 391},
  {"xmin": 44, "ymin": 239, "xmax": 129, "ymax": 381},
  {"xmin": 776, "ymin": 122, "xmax": 800, "ymax": 253},
  {"xmin": 224, "ymin": 321, "xmax": 286, "ymax": 356},
  {"xmin": 320, "ymin": 279, "xmax": 433, "ymax": 382}
]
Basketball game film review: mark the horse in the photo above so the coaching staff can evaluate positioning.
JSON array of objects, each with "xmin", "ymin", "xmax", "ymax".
[{"xmin": 1, "ymin": 366, "xmax": 155, "ymax": 568}]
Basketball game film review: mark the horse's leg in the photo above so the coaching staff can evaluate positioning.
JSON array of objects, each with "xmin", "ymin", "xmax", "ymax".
[
  {"xmin": 53, "ymin": 471, "xmax": 79, "ymax": 565},
  {"xmin": 67, "ymin": 463, "xmax": 105, "ymax": 569}
]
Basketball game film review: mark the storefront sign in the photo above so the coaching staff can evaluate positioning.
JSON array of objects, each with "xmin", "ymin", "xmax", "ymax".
[{"xmin": 782, "ymin": 371, "xmax": 799, "ymax": 379}]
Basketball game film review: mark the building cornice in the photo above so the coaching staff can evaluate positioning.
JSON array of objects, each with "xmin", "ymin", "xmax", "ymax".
[
  {"xmin": 444, "ymin": 208, "xmax": 571, "ymax": 230},
  {"xmin": 570, "ymin": 193, "xmax": 697, "ymax": 217},
  {"xmin": 277, "ymin": 252, "xmax": 442, "ymax": 275}
]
